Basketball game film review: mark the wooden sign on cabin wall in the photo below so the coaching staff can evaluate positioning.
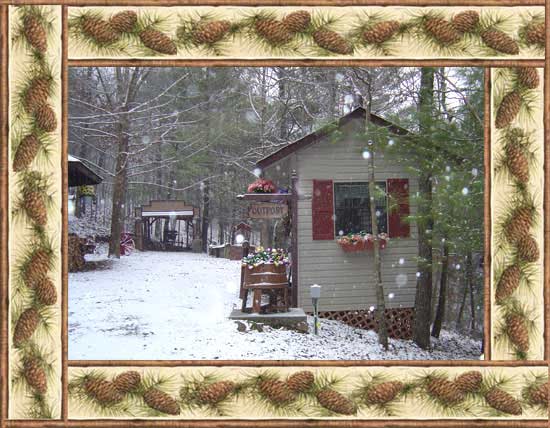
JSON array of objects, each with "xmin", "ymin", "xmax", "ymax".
[{"xmin": 248, "ymin": 203, "xmax": 288, "ymax": 219}]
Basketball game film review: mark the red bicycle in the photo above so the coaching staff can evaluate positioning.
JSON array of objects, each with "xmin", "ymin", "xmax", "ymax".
[{"xmin": 120, "ymin": 232, "xmax": 135, "ymax": 256}]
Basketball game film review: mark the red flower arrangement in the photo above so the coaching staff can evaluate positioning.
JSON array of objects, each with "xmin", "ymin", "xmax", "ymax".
[
  {"xmin": 336, "ymin": 232, "xmax": 388, "ymax": 253},
  {"xmin": 247, "ymin": 178, "xmax": 276, "ymax": 193}
]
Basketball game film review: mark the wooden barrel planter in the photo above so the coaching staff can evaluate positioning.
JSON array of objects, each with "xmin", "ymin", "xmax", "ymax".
[{"xmin": 243, "ymin": 264, "xmax": 289, "ymax": 313}]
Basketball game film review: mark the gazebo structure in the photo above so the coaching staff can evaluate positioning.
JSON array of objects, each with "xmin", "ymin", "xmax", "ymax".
[
  {"xmin": 68, "ymin": 154, "xmax": 103, "ymax": 187},
  {"xmin": 134, "ymin": 200, "xmax": 199, "ymax": 251}
]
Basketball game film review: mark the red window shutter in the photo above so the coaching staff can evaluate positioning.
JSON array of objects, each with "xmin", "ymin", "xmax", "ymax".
[
  {"xmin": 312, "ymin": 179, "xmax": 334, "ymax": 240},
  {"xmin": 387, "ymin": 178, "xmax": 410, "ymax": 238}
]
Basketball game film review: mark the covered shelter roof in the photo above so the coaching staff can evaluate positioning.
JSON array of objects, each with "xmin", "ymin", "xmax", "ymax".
[
  {"xmin": 135, "ymin": 200, "xmax": 199, "ymax": 220},
  {"xmin": 68, "ymin": 155, "xmax": 103, "ymax": 187}
]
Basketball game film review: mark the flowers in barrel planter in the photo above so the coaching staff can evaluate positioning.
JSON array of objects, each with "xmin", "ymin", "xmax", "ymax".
[
  {"xmin": 242, "ymin": 246, "xmax": 289, "ymax": 268},
  {"xmin": 336, "ymin": 232, "xmax": 388, "ymax": 252},
  {"xmin": 247, "ymin": 178, "xmax": 276, "ymax": 193}
]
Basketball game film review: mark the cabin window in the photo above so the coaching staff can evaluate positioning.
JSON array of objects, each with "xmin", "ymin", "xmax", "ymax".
[{"xmin": 333, "ymin": 181, "xmax": 388, "ymax": 236}]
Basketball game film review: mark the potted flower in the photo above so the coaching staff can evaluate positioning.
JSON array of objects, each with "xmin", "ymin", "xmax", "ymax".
[
  {"xmin": 247, "ymin": 178, "xmax": 276, "ymax": 193},
  {"xmin": 242, "ymin": 247, "xmax": 289, "ymax": 283}
]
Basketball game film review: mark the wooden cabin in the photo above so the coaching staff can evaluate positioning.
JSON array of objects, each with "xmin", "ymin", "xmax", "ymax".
[{"xmin": 256, "ymin": 107, "xmax": 418, "ymax": 337}]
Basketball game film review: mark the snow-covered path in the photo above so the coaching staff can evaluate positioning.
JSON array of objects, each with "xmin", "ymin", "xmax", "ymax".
[{"xmin": 69, "ymin": 250, "xmax": 481, "ymax": 360}]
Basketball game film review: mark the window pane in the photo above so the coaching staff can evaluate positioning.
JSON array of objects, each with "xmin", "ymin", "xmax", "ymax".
[{"xmin": 334, "ymin": 182, "xmax": 387, "ymax": 235}]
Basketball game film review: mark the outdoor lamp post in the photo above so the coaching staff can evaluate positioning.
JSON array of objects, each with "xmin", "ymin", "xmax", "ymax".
[{"xmin": 310, "ymin": 284, "xmax": 321, "ymax": 335}]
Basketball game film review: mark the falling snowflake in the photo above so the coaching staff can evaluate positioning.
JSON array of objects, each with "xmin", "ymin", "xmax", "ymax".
[
  {"xmin": 396, "ymin": 274, "xmax": 407, "ymax": 287},
  {"xmin": 253, "ymin": 168, "xmax": 262, "ymax": 177},
  {"xmin": 398, "ymin": 258, "xmax": 405, "ymax": 265},
  {"xmin": 388, "ymin": 293, "xmax": 395, "ymax": 299},
  {"xmin": 416, "ymin": 272, "xmax": 421, "ymax": 278},
  {"xmin": 471, "ymin": 168, "xmax": 478, "ymax": 177},
  {"xmin": 388, "ymin": 139, "xmax": 395, "ymax": 146},
  {"xmin": 462, "ymin": 187, "xmax": 469, "ymax": 195},
  {"xmin": 235, "ymin": 234, "xmax": 244, "ymax": 244},
  {"xmin": 362, "ymin": 150, "xmax": 371, "ymax": 159}
]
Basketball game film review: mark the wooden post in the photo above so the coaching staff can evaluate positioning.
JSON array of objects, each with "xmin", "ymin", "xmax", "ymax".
[
  {"xmin": 290, "ymin": 170, "xmax": 299, "ymax": 307},
  {"xmin": 240, "ymin": 241, "xmax": 250, "ymax": 301}
]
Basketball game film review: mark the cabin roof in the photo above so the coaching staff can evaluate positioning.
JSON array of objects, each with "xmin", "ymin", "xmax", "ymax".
[{"xmin": 256, "ymin": 107, "xmax": 410, "ymax": 169}]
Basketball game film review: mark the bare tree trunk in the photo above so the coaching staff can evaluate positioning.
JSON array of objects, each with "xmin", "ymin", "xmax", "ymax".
[
  {"xmin": 456, "ymin": 267, "xmax": 468, "ymax": 329},
  {"xmin": 108, "ymin": 107, "xmax": 129, "ymax": 258},
  {"xmin": 431, "ymin": 239, "xmax": 449, "ymax": 338},
  {"xmin": 413, "ymin": 67, "xmax": 435, "ymax": 349},
  {"xmin": 467, "ymin": 251, "xmax": 476, "ymax": 332},
  {"xmin": 201, "ymin": 181, "xmax": 210, "ymax": 253},
  {"xmin": 362, "ymin": 76, "xmax": 388, "ymax": 350}
]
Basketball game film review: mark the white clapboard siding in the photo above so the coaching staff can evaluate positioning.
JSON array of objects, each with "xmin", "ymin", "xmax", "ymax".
[{"xmin": 294, "ymin": 116, "xmax": 419, "ymax": 312}]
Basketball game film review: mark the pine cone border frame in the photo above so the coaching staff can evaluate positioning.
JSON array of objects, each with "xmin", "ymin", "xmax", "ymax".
[{"xmin": 139, "ymin": 28, "xmax": 177, "ymax": 55}]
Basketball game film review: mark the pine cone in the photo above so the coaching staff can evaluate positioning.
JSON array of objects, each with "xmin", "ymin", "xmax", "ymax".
[
  {"xmin": 282, "ymin": 10, "xmax": 311, "ymax": 33},
  {"xmin": 254, "ymin": 19, "xmax": 294, "ymax": 45},
  {"xmin": 81, "ymin": 16, "xmax": 120, "ymax": 45},
  {"xmin": 423, "ymin": 17, "xmax": 462, "ymax": 45},
  {"xmin": 316, "ymin": 388, "xmax": 357, "ymax": 415},
  {"xmin": 197, "ymin": 380, "xmax": 235, "ymax": 404},
  {"xmin": 481, "ymin": 29, "xmax": 519, "ymax": 55},
  {"xmin": 34, "ymin": 104, "xmax": 57, "ymax": 133},
  {"xmin": 23, "ymin": 357, "xmax": 47, "ymax": 394},
  {"xmin": 365, "ymin": 381, "xmax": 404, "ymax": 405},
  {"xmin": 505, "ymin": 143, "xmax": 529, "ymax": 183},
  {"xmin": 485, "ymin": 387, "xmax": 522, "ymax": 415},
  {"xmin": 506, "ymin": 313, "xmax": 530, "ymax": 354},
  {"xmin": 139, "ymin": 29, "xmax": 177, "ymax": 55},
  {"xmin": 23, "ymin": 14, "xmax": 47, "ymax": 53},
  {"xmin": 516, "ymin": 234, "xmax": 539, "ymax": 263},
  {"xmin": 451, "ymin": 10, "xmax": 479, "ymax": 34},
  {"xmin": 527, "ymin": 382, "xmax": 549, "ymax": 406},
  {"xmin": 143, "ymin": 388, "xmax": 180, "ymax": 415},
  {"xmin": 13, "ymin": 307, "xmax": 40, "ymax": 347},
  {"xmin": 109, "ymin": 11, "xmax": 137, "ymax": 33},
  {"xmin": 454, "ymin": 371, "xmax": 483, "ymax": 394},
  {"xmin": 312, "ymin": 29, "xmax": 353, "ymax": 55},
  {"xmin": 84, "ymin": 378, "xmax": 124, "ymax": 405},
  {"xmin": 495, "ymin": 264, "xmax": 521, "ymax": 303},
  {"xmin": 258, "ymin": 379, "xmax": 296, "ymax": 405},
  {"xmin": 516, "ymin": 67, "xmax": 539, "ymax": 89},
  {"xmin": 425, "ymin": 377, "xmax": 465, "ymax": 405},
  {"xmin": 23, "ymin": 189, "xmax": 47, "ymax": 226},
  {"xmin": 24, "ymin": 249, "xmax": 52, "ymax": 288},
  {"xmin": 286, "ymin": 370, "xmax": 314, "ymax": 393},
  {"xmin": 193, "ymin": 20, "xmax": 231, "ymax": 45},
  {"xmin": 495, "ymin": 90, "xmax": 521, "ymax": 129},
  {"xmin": 35, "ymin": 276, "xmax": 57, "ymax": 306},
  {"xmin": 113, "ymin": 371, "xmax": 141, "ymax": 394},
  {"xmin": 525, "ymin": 22, "xmax": 545, "ymax": 47},
  {"xmin": 362, "ymin": 21, "xmax": 401, "ymax": 44},
  {"xmin": 13, "ymin": 134, "xmax": 41, "ymax": 172},
  {"xmin": 505, "ymin": 206, "xmax": 533, "ymax": 243},
  {"xmin": 24, "ymin": 76, "xmax": 51, "ymax": 113}
]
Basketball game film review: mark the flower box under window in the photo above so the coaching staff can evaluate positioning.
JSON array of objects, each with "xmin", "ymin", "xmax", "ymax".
[{"xmin": 336, "ymin": 233, "xmax": 388, "ymax": 253}]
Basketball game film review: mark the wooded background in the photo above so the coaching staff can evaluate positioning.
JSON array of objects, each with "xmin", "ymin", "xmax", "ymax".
[{"xmin": 68, "ymin": 66, "xmax": 484, "ymax": 345}]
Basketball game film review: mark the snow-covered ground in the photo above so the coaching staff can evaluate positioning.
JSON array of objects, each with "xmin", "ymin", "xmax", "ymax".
[{"xmin": 69, "ymin": 251, "xmax": 482, "ymax": 360}]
